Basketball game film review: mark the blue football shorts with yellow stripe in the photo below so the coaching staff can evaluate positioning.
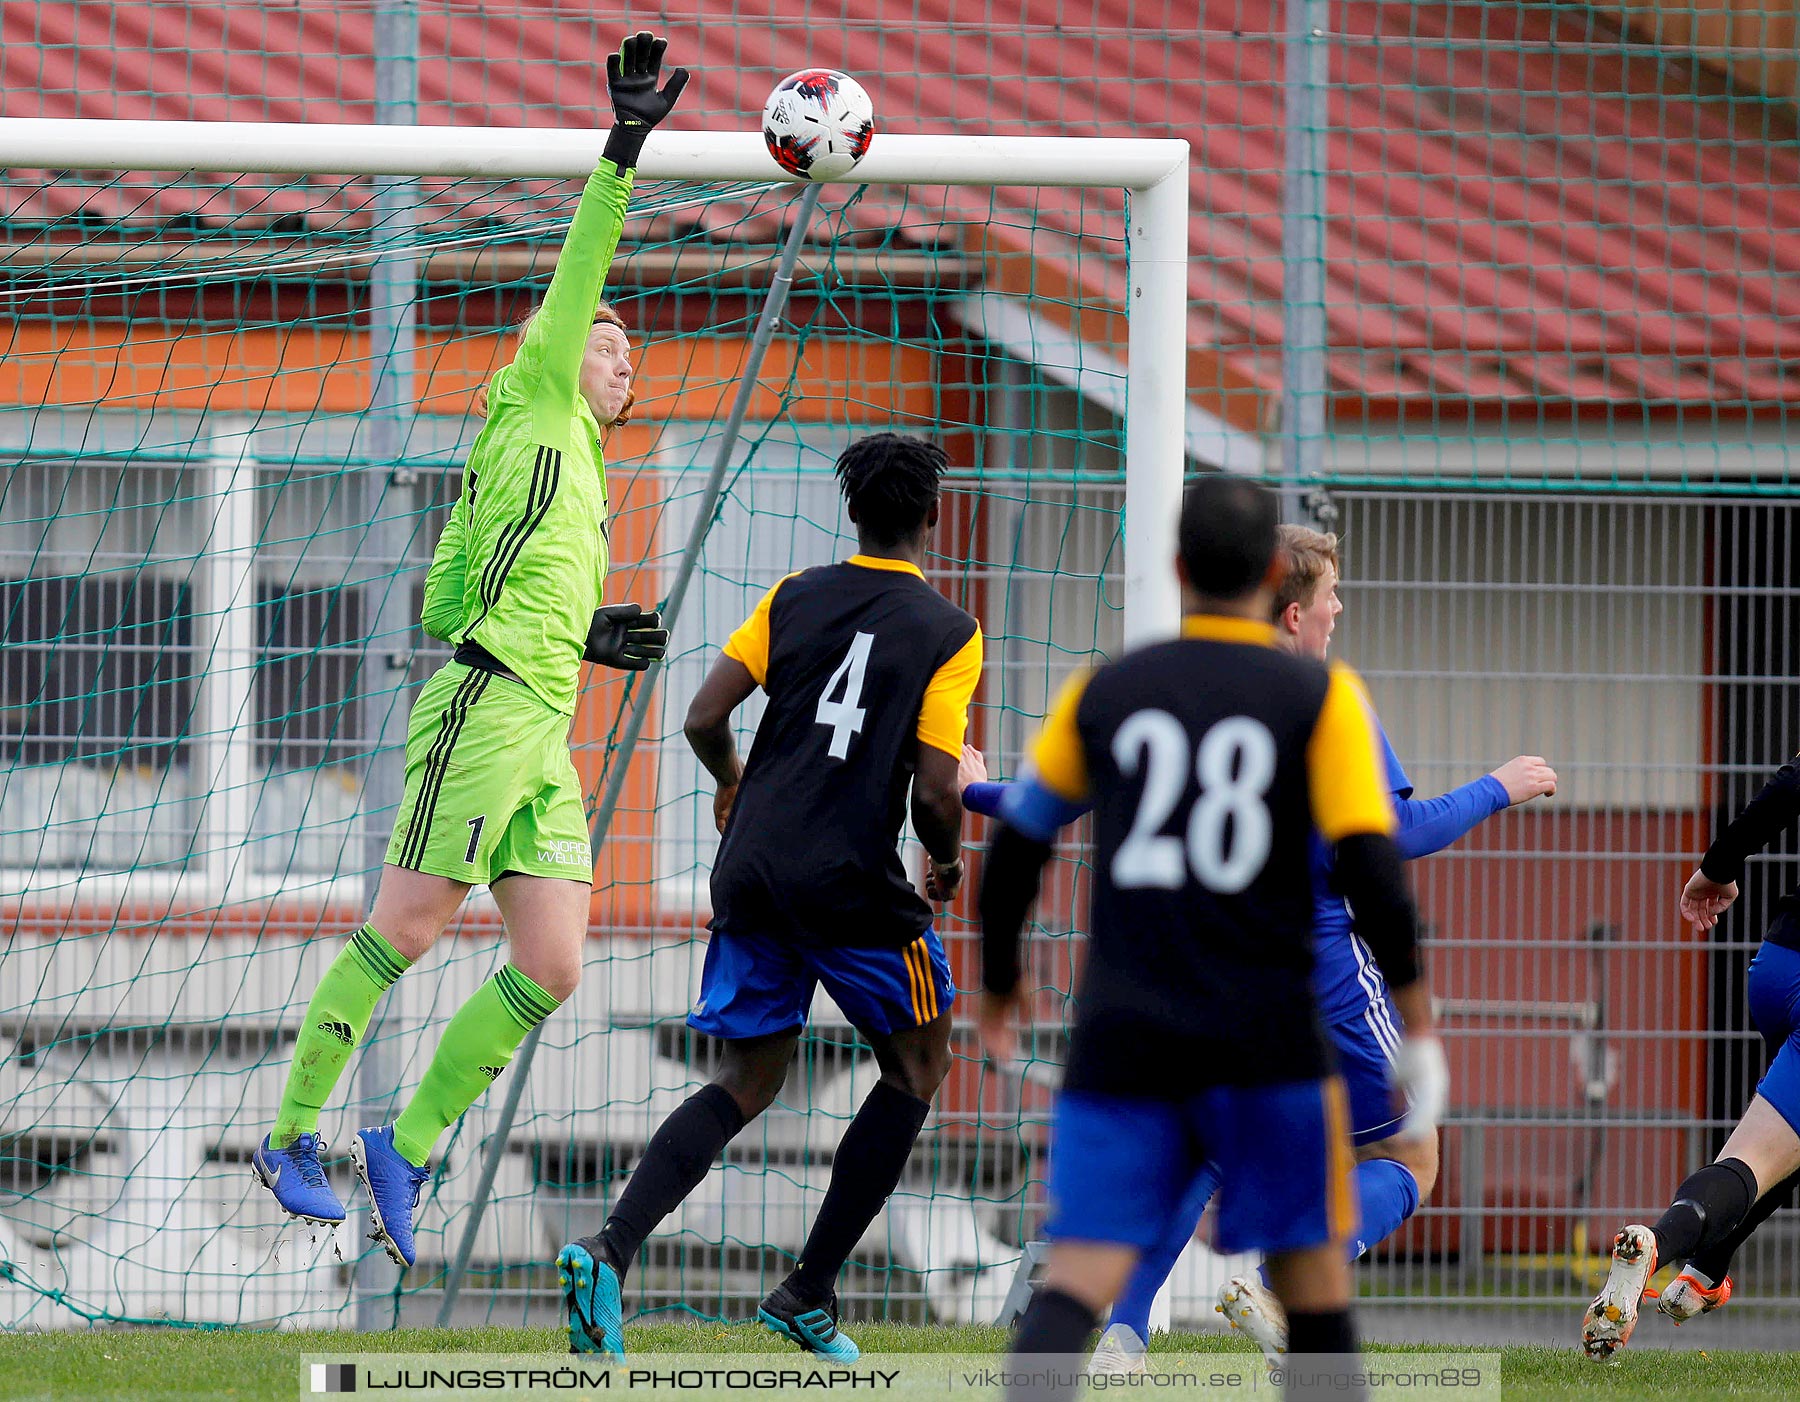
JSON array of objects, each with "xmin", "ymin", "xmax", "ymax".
[
  {"xmin": 689, "ymin": 925, "xmax": 955, "ymax": 1040},
  {"xmin": 1044, "ymin": 1076, "xmax": 1358, "ymax": 1257}
]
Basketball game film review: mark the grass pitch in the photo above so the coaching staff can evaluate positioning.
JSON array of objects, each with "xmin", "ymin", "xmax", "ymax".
[{"xmin": 2, "ymin": 1323, "xmax": 1798, "ymax": 1401}]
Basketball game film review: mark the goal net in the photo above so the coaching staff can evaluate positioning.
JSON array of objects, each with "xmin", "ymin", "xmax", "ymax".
[{"xmin": 0, "ymin": 125, "xmax": 1187, "ymax": 1328}]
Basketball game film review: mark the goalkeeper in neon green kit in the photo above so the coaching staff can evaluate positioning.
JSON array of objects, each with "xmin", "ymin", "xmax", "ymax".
[{"xmin": 253, "ymin": 33, "xmax": 686, "ymax": 1269}]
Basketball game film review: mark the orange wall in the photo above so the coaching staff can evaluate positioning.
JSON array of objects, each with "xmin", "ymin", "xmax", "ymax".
[{"xmin": 0, "ymin": 322, "xmax": 944, "ymax": 424}]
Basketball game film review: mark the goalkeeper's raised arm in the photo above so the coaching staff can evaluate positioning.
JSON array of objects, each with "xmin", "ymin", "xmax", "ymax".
[
  {"xmin": 508, "ymin": 31, "xmax": 689, "ymax": 445},
  {"xmin": 252, "ymin": 33, "xmax": 682, "ymax": 1274},
  {"xmin": 421, "ymin": 30, "xmax": 682, "ymax": 706}
]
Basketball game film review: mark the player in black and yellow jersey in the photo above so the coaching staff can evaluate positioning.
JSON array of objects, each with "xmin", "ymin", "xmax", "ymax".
[
  {"xmin": 559, "ymin": 433, "xmax": 983, "ymax": 1362},
  {"xmin": 978, "ymin": 476, "xmax": 1442, "ymax": 1402}
]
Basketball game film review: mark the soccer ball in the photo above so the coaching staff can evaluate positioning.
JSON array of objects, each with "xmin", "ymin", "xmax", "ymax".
[{"xmin": 761, "ymin": 69, "xmax": 875, "ymax": 181}]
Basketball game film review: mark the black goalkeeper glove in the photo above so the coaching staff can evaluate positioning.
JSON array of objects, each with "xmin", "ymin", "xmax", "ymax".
[
  {"xmin": 584, "ymin": 603, "xmax": 669, "ymax": 672},
  {"xmin": 603, "ymin": 32, "xmax": 690, "ymax": 172}
]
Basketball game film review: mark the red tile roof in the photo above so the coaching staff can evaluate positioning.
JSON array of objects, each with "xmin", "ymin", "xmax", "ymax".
[{"xmin": 3, "ymin": 1, "xmax": 1796, "ymax": 415}]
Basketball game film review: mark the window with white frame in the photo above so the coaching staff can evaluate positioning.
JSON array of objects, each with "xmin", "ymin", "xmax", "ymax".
[{"xmin": 0, "ymin": 413, "xmax": 466, "ymax": 878}]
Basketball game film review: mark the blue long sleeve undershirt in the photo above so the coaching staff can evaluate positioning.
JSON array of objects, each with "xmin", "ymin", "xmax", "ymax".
[
  {"xmin": 966, "ymin": 772, "xmax": 1511, "ymax": 854},
  {"xmin": 962, "ymin": 780, "xmax": 1008, "ymax": 821},
  {"xmin": 1391, "ymin": 775, "xmax": 1510, "ymax": 860}
]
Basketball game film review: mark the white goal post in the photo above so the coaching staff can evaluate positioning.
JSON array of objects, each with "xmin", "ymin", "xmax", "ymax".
[{"xmin": 0, "ymin": 119, "xmax": 1192, "ymax": 646}]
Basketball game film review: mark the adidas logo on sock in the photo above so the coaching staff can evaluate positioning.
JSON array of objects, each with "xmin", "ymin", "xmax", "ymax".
[
  {"xmin": 479, "ymin": 1065, "xmax": 505, "ymax": 1081},
  {"xmin": 317, "ymin": 1019, "xmax": 355, "ymax": 1047}
]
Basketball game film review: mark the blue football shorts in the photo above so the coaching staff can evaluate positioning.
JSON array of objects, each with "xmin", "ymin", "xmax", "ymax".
[
  {"xmin": 1316, "ymin": 931, "xmax": 1411, "ymax": 1146},
  {"xmin": 1044, "ymin": 1077, "xmax": 1358, "ymax": 1257},
  {"xmin": 1748, "ymin": 940, "xmax": 1800, "ymax": 1137},
  {"xmin": 689, "ymin": 923, "xmax": 955, "ymax": 1040}
]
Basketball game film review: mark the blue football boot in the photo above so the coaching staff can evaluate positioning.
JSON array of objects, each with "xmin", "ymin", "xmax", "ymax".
[
  {"xmin": 253, "ymin": 1132, "xmax": 345, "ymax": 1225},
  {"xmin": 557, "ymin": 1235, "xmax": 626, "ymax": 1359},
  {"xmin": 759, "ymin": 1279, "xmax": 861, "ymax": 1362},
  {"xmin": 349, "ymin": 1125, "xmax": 430, "ymax": 1268}
]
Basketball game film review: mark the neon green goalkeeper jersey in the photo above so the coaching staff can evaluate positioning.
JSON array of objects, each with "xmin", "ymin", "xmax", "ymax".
[{"xmin": 419, "ymin": 162, "xmax": 635, "ymax": 716}]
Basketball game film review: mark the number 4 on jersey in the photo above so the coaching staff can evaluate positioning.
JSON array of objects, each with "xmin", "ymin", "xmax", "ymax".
[{"xmin": 816, "ymin": 631, "xmax": 875, "ymax": 759}]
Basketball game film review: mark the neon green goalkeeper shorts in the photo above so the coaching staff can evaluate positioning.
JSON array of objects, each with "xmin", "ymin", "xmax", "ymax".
[{"xmin": 384, "ymin": 661, "xmax": 593, "ymax": 885}]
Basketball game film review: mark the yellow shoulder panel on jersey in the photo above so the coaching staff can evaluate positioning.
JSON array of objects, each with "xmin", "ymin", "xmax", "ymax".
[
  {"xmin": 1027, "ymin": 669, "xmax": 1094, "ymax": 804},
  {"xmin": 721, "ymin": 573, "xmax": 799, "ymax": 687},
  {"xmin": 916, "ymin": 625, "xmax": 984, "ymax": 758},
  {"xmin": 1307, "ymin": 664, "xmax": 1396, "ymax": 842}
]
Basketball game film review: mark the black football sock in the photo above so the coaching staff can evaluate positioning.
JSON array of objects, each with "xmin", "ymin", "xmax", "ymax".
[
  {"xmin": 598, "ymin": 1083, "xmax": 747, "ymax": 1278},
  {"xmin": 1650, "ymin": 1156, "xmax": 1758, "ymax": 1264},
  {"xmin": 1687, "ymin": 1165, "xmax": 1799, "ymax": 1284},
  {"xmin": 1287, "ymin": 1305, "xmax": 1360, "ymax": 1353},
  {"xmin": 787, "ymin": 1081, "xmax": 932, "ymax": 1300},
  {"xmin": 1286, "ymin": 1309, "xmax": 1366, "ymax": 1400},
  {"xmin": 1005, "ymin": 1287, "xmax": 1097, "ymax": 1402}
]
